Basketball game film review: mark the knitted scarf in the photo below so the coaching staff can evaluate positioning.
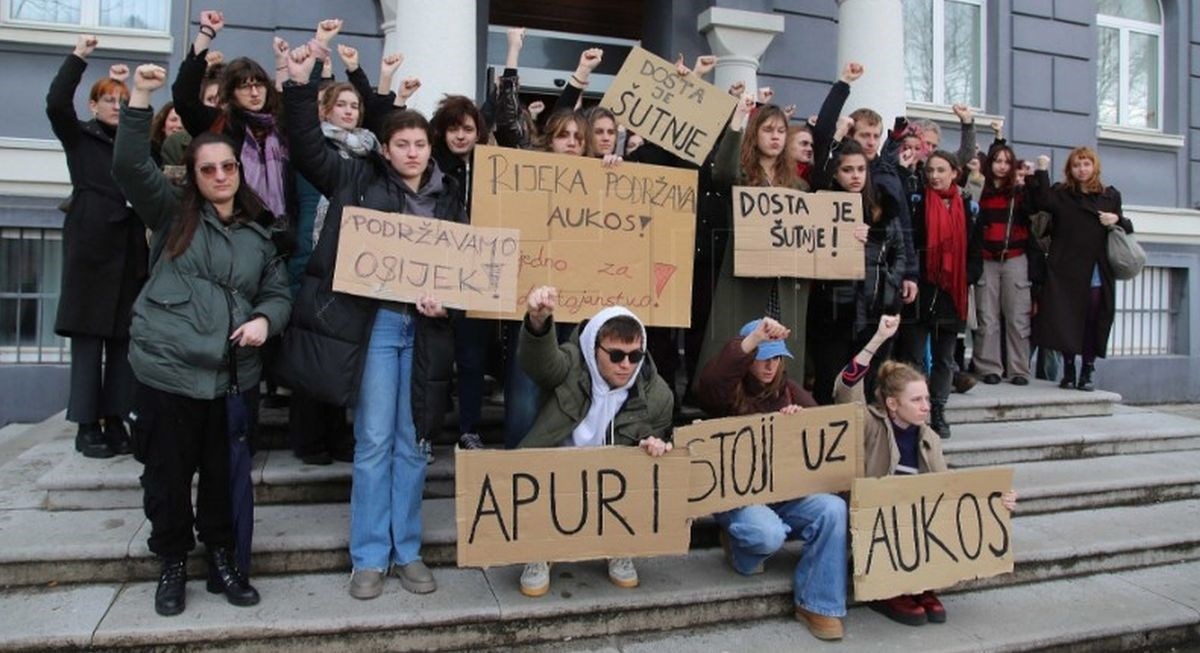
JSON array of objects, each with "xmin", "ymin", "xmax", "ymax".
[
  {"xmin": 923, "ymin": 184, "xmax": 968, "ymax": 320},
  {"xmin": 239, "ymin": 111, "xmax": 288, "ymax": 228},
  {"xmin": 312, "ymin": 122, "xmax": 380, "ymax": 245}
]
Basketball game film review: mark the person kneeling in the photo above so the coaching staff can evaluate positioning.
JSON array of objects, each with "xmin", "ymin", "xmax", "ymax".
[
  {"xmin": 515, "ymin": 286, "xmax": 674, "ymax": 597},
  {"xmin": 836, "ymin": 314, "xmax": 1017, "ymax": 626},
  {"xmin": 696, "ymin": 317, "xmax": 847, "ymax": 642}
]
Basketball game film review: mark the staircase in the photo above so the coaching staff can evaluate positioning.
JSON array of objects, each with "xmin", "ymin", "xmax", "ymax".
[{"xmin": 1, "ymin": 380, "xmax": 1198, "ymax": 651}]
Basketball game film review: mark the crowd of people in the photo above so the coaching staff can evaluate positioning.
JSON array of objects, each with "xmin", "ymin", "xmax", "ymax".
[{"xmin": 48, "ymin": 9, "xmax": 1132, "ymax": 639}]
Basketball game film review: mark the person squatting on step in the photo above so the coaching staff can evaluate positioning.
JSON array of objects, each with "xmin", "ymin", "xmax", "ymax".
[
  {"xmin": 515, "ymin": 286, "xmax": 675, "ymax": 598},
  {"xmin": 112, "ymin": 63, "xmax": 292, "ymax": 617},
  {"xmin": 695, "ymin": 316, "xmax": 849, "ymax": 642},
  {"xmin": 836, "ymin": 314, "xmax": 1018, "ymax": 626}
]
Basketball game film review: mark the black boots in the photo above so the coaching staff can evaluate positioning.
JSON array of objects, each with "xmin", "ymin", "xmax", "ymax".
[
  {"xmin": 1059, "ymin": 359, "xmax": 1077, "ymax": 389},
  {"xmin": 155, "ymin": 556, "xmax": 187, "ymax": 616},
  {"xmin": 930, "ymin": 402, "xmax": 951, "ymax": 439},
  {"xmin": 206, "ymin": 547, "xmax": 260, "ymax": 607},
  {"xmin": 75, "ymin": 423, "xmax": 114, "ymax": 459},
  {"xmin": 1077, "ymin": 363, "xmax": 1096, "ymax": 392},
  {"xmin": 103, "ymin": 416, "xmax": 132, "ymax": 455}
]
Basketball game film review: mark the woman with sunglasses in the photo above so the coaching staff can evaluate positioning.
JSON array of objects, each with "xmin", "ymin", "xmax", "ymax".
[
  {"xmin": 112, "ymin": 64, "xmax": 292, "ymax": 617},
  {"xmin": 46, "ymin": 35, "xmax": 149, "ymax": 459},
  {"xmin": 695, "ymin": 317, "xmax": 848, "ymax": 642}
]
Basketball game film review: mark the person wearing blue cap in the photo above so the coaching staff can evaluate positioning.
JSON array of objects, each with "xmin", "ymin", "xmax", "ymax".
[{"xmin": 695, "ymin": 317, "xmax": 848, "ymax": 642}]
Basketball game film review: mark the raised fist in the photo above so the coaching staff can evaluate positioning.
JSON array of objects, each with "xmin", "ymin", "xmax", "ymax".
[
  {"xmin": 108, "ymin": 64, "xmax": 129, "ymax": 83},
  {"xmin": 526, "ymin": 285, "xmax": 558, "ymax": 329},
  {"xmin": 337, "ymin": 44, "xmax": 359, "ymax": 71},
  {"xmin": 578, "ymin": 48, "xmax": 603, "ymax": 72},
  {"xmin": 507, "ymin": 27, "xmax": 525, "ymax": 50},
  {"xmin": 693, "ymin": 55, "xmax": 717, "ymax": 77},
  {"xmin": 133, "ymin": 64, "xmax": 167, "ymax": 92},
  {"xmin": 841, "ymin": 61, "xmax": 864, "ymax": 83},
  {"xmin": 199, "ymin": 10, "xmax": 224, "ymax": 32},
  {"xmin": 315, "ymin": 18, "xmax": 343, "ymax": 43},
  {"xmin": 74, "ymin": 34, "xmax": 99, "ymax": 58}
]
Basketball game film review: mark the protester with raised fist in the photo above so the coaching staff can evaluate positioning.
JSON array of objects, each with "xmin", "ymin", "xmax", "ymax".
[
  {"xmin": 695, "ymin": 317, "xmax": 848, "ymax": 641},
  {"xmin": 46, "ymin": 35, "xmax": 148, "ymax": 460},
  {"xmin": 515, "ymin": 285, "xmax": 674, "ymax": 598},
  {"xmin": 277, "ymin": 42, "xmax": 462, "ymax": 601},
  {"xmin": 836, "ymin": 314, "xmax": 1016, "ymax": 626},
  {"xmin": 1027, "ymin": 149, "xmax": 1133, "ymax": 392},
  {"xmin": 113, "ymin": 63, "xmax": 291, "ymax": 617}
]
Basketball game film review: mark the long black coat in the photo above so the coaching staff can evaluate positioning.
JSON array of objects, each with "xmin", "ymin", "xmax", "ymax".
[
  {"xmin": 1027, "ymin": 171, "xmax": 1133, "ymax": 358},
  {"xmin": 275, "ymin": 81, "xmax": 463, "ymax": 439},
  {"xmin": 46, "ymin": 54, "xmax": 148, "ymax": 339}
]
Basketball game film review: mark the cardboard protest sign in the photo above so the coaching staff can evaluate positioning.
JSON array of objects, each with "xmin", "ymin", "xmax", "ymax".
[
  {"xmin": 677, "ymin": 403, "xmax": 864, "ymax": 517},
  {"xmin": 455, "ymin": 447, "xmax": 692, "ymax": 568},
  {"xmin": 599, "ymin": 46, "xmax": 736, "ymax": 166},
  {"xmin": 733, "ymin": 188, "xmax": 865, "ymax": 280},
  {"xmin": 469, "ymin": 145, "xmax": 696, "ymax": 327},
  {"xmin": 850, "ymin": 468, "xmax": 1015, "ymax": 601},
  {"xmin": 332, "ymin": 206, "xmax": 520, "ymax": 312}
]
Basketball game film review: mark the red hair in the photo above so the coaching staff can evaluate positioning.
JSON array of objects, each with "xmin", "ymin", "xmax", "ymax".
[
  {"xmin": 1062, "ymin": 146, "xmax": 1105, "ymax": 194},
  {"xmin": 88, "ymin": 78, "xmax": 128, "ymax": 103}
]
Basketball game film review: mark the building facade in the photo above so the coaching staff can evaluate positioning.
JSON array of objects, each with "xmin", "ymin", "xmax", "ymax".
[{"xmin": 1, "ymin": 0, "xmax": 1196, "ymax": 422}]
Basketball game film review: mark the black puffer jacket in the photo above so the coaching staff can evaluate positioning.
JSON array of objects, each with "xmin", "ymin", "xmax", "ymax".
[{"xmin": 276, "ymin": 81, "xmax": 464, "ymax": 439}]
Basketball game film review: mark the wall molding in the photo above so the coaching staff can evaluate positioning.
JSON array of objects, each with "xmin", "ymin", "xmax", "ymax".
[
  {"xmin": 0, "ymin": 138, "xmax": 69, "ymax": 199},
  {"xmin": 1097, "ymin": 124, "xmax": 1186, "ymax": 149}
]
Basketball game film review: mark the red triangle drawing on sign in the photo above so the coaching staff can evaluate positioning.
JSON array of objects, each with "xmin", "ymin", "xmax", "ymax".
[{"xmin": 653, "ymin": 263, "xmax": 677, "ymax": 299}]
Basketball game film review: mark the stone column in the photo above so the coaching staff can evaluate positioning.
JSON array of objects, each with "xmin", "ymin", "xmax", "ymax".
[
  {"xmin": 378, "ymin": 0, "xmax": 477, "ymax": 117},
  {"xmin": 836, "ymin": 0, "xmax": 906, "ymax": 124},
  {"xmin": 697, "ymin": 7, "xmax": 785, "ymax": 99}
]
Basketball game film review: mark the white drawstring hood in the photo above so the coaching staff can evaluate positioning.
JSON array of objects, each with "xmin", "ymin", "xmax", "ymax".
[{"xmin": 571, "ymin": 306, "xmax": 647, "ymax": 448}]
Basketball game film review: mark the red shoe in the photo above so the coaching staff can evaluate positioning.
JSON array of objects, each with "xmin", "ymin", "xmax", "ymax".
[
  {"xmin": 918, "ymin": 590, "xmax": 946, "ymax": 623},
  {"xmin": 870, "ymin": 594, "xmax": 927, "ymax": 626}
]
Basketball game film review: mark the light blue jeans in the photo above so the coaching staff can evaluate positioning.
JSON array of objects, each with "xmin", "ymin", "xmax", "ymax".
[
  {"xmin": 714, "ymin": 494, "xmax": 847, "ymax": 617},
  {"xmin": 350, "ymin": 308, "xmax": 426, "ymax": 570}
]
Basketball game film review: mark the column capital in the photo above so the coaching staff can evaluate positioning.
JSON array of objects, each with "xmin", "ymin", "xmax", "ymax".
[{"xmin": 697, "ymin": 7, "xmax": 785, "ymax": 60}]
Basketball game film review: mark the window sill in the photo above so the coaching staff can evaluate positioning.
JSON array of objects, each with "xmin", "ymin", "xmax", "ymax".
[
  {"xmin": 0, "ymin": 23, "xmax": 172, "ymax": 54},
  {"xmin": 905, "ymin": 102, "xmax": 1005, "ymax": 133},
  {"xmin": 1097, "ymin": 124, "xmax": 1185, "ymax": 149}
]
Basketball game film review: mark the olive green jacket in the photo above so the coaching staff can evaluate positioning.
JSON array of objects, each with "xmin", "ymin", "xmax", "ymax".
[
  {"xmin": 112, "ymin": 105, "xmax": 291, "ymax": 399},
  {"xmin": 516, "ymin": 316, "xmax": 674, "ymax": 449}
]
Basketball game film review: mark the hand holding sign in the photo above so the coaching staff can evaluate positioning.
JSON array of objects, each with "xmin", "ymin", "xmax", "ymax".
[{"xmin": 639, "ymin": 436, "xmax": 673, "ymax": 457}]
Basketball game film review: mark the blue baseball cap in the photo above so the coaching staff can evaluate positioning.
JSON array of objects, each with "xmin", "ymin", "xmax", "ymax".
[{"xmin": 739, "ymin": 319, "xmax": 794, "ymax": 361}]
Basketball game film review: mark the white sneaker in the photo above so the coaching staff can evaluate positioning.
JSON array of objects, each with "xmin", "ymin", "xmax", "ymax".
[
  {"xmin": 608, "ymin": 557, "xmax": 638, "ymax": 588},
  {"xmin": 418, "ymin": 438, "xmax": 434, "ymax": 464},
  {"xmin": 520, "ymin": 561, "xmax": 550, "ymax": 597}
]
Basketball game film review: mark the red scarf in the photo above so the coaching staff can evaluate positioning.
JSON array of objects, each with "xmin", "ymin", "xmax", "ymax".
[
  {"xmin": 923, "ymin": 185, "xmax": 968, "ymax": 320},
  {"xmin": 795, "ymin": 161, "xmax": 811, "ymax": 184}
]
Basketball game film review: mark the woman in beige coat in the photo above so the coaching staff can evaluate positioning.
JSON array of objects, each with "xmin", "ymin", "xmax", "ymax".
[{"xmin": 834, "ymin": 315, "xmax": 1016, "ymax": 626}]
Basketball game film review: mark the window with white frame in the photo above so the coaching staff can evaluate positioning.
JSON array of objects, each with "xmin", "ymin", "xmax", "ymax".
[
  {"xmin": 903, "ymin": 0, "xmax": 986, "ymax": 108},
  {"xmin": 4, "ymin": 0, "xmax": 168, "ymax": 33},
  {"xmin": 1097, "ymin": 0, "xmax": 1163, "ymax": 130}
]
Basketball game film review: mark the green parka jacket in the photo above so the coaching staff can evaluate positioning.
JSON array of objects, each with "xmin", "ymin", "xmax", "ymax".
[{"xmin": 111, "ymin": 105, "xmax": 292, "ymax": 400}]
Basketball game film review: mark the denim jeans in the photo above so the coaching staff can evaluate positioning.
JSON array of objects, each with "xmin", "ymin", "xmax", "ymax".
[
  {"xmin": 714, "ymin": 494, "xmax": 847, "ymax": 617},
  {"xmin": 350, "ymin": 308, "xmax": 426, "ymax": 570}
]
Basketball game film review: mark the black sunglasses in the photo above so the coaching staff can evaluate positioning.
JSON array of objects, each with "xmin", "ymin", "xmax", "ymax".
[{"xmin": 597, "ymin": 343, "xmax": 645, "ymax": 365}]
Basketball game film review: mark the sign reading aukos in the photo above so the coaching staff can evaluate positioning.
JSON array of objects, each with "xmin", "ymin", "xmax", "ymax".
[{"xmin": 850, "ymin": 468, "xmax": 1015, "ymax": 601}]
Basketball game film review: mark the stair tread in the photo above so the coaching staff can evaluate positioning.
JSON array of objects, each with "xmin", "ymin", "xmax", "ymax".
[
  {"xmin": 943, "ymin": 408, "xmax": 1200, "ymax": 453},
  {"xmin": 1009, "ymin": 449, "xmax": 1200, "ymax": 497}
]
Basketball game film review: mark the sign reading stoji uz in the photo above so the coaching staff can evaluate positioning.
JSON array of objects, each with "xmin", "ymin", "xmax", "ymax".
[
  {"xmin": 469, "ymin": 145, "xmax": 697, "ymax": 327},
  {"xmin": 850, "ymin": 468, "xmax": 1015, "ymax": 601},
  {"xmin": 676, "ymin": 403, "xmax": 864, "ymax": 517},
  {"xmin": 455, "ymin": 447, "xmax": 692, "ymax": 568},
  {"xmin": 600, "ymin": 46, "xmax": 737, "ymax": 166},
  {"xmin": 733, "ymin": 188, "xmax": 866, "ymax": 280},
  {"xmin": 332, "ymin": 206, "xmax": 520, "ymax": 312}
]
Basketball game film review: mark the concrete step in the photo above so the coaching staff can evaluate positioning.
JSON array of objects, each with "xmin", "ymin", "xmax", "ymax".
[
  {"xmin": 4, "ymin": 485, "xmax": 1199, "ymax": 590},
  {"xmin": 35, "ymin": 443, "xmax": 459, "ymax": 511},
  {"xmin": 2, "ymin": 552, "xmax": 1197, "ymax": 652},
  {"xmin": 1009, "ymin": 449, "xmax": 1200, "ymax": 515},
  {"xmin": 943, "ymin": 405, "xmax": 1200, "ymax": 466},
  {"xmin": 944, "ymin": 378, "xmax": 1120, "ymax": 424}
]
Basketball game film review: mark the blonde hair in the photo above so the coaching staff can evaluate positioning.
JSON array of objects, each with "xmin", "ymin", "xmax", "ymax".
[{"xmin": 874, "ymin": 360, "xmax": 926, "ymax": 406}]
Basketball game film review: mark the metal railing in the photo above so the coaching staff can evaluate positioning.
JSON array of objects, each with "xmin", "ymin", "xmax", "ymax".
[
  {"xmin": 1110, "ymin": 265, "xmax": 1183, "ymax": 357},
  {"xmin": 0, "ymin": 227, "xmax": 69, "ymax": 364}
]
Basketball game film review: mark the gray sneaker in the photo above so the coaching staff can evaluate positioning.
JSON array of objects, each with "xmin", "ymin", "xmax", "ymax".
[
  {"xmin": 392, "ymin": 560, "xmax": 436, "ymax": 594},
  {"xmin": 418, "ymin": 438, "xmax": 434, "ymax": 464},
  {"xmin": 608, "ymin": 557, "xmax": 638, "ymax": 588},
  {"xmin": 520, "ymin": 561, "xmax": 550, "ymax": 597},
  {"xmin": 458, "ymin": 432, "xmax": 484, "ymax": 450},
  {"xmin": 349, "ymin": 569, "xmax": 384, "ymax": 600}
]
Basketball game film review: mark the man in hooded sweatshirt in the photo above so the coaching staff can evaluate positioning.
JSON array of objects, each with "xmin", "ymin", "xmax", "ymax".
[{"xmin": 514, "ymin": 285, "xmax": 675, "ymax": 597}]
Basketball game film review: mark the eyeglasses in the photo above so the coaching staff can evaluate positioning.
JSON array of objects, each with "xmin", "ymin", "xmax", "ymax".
[
  {"xmin": 196, "ymin": 160, "xmax": 240, "ymax": 178},
  {"xmin": 597, "ymin": 344, "xmax": 645, "ymax": 365},
  {"xmin": 236, "ymin": 79, "xmax": 266, "ymax": 91}
]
